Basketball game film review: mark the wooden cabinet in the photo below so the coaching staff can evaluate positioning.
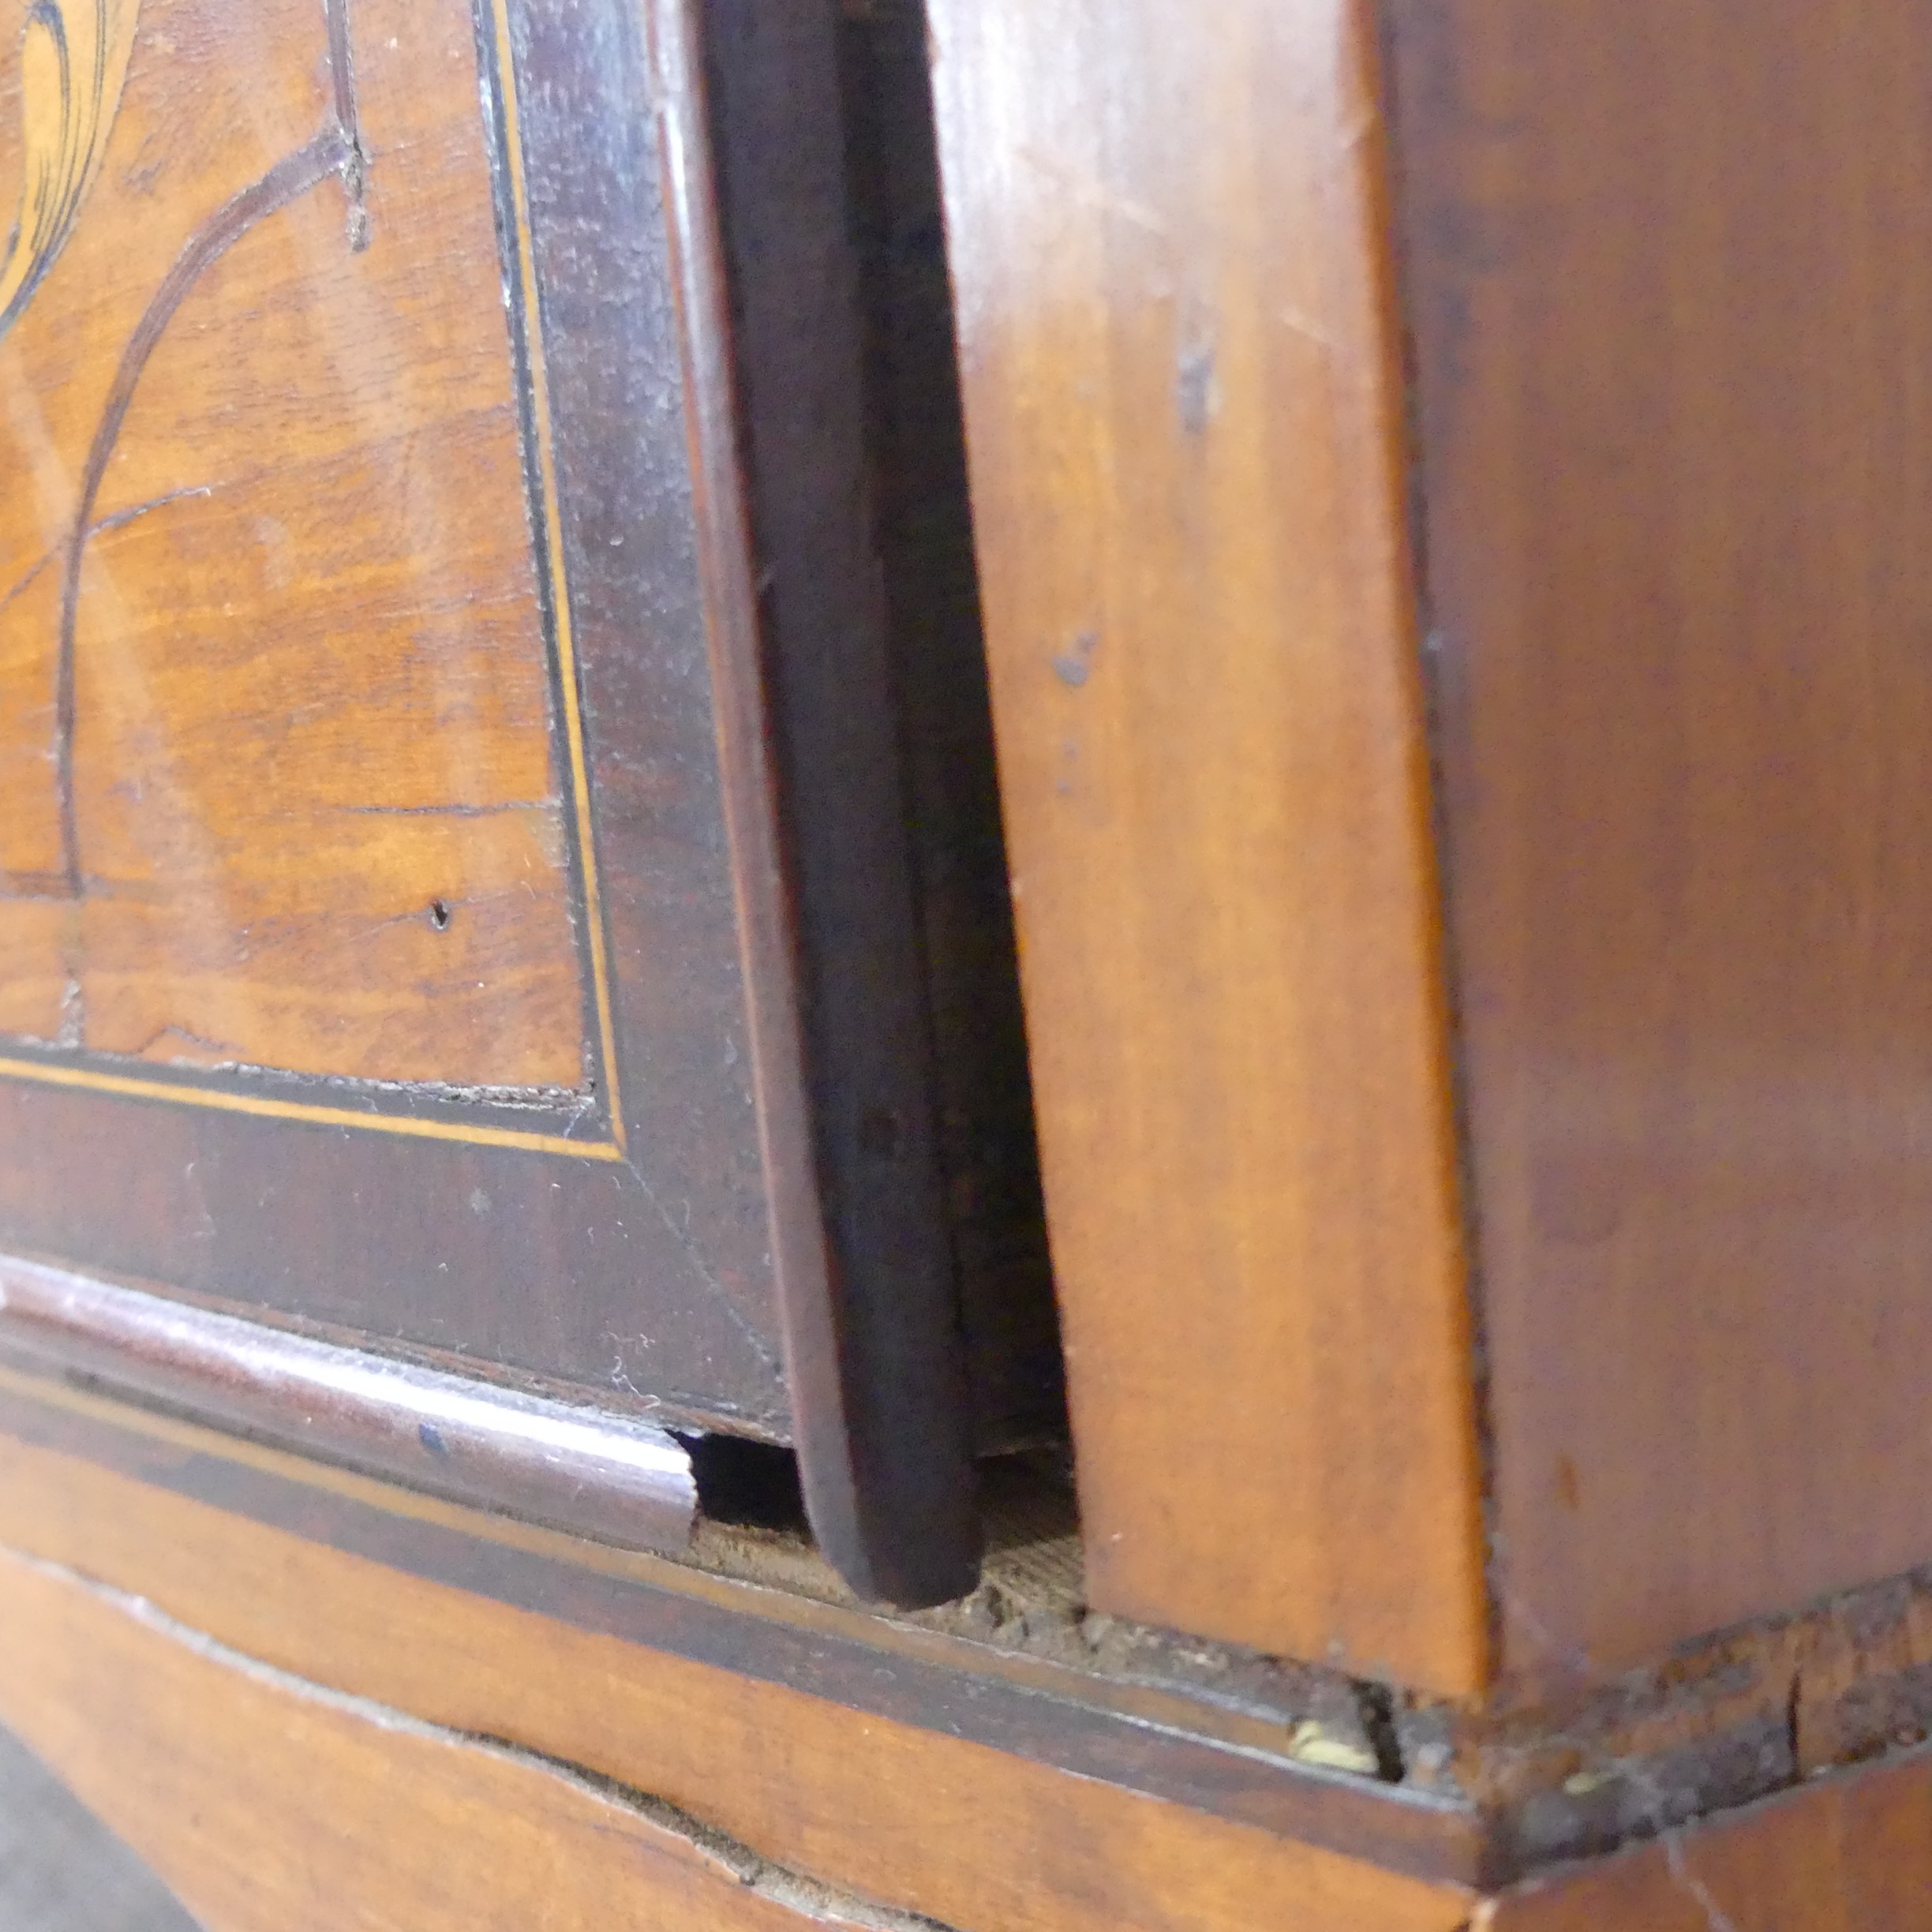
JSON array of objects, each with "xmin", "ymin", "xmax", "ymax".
[{"xmin": 5, "ymin": 0, "xmax": 1932, "ymax": 1925}]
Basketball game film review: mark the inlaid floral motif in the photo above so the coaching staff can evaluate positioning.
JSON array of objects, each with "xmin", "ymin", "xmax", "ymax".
[{"xmin": 0, "ymin": 0, "xmax": 142, "ymax": 339}]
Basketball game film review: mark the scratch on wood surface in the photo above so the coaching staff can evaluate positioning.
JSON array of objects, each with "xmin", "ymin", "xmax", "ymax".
[
  {"xmin": 1013, "ymin": 144, "xmax": 1170, "ymax": 238},
  {"xmin": 1662, "ymin": 1833, "xmax": 1743, "ymax": 1932}
]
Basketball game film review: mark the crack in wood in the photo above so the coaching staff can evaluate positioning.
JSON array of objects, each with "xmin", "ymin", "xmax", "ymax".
[{"xmin": 5, "ymin": 1542, "xmax": 960, "ymax": 1932}]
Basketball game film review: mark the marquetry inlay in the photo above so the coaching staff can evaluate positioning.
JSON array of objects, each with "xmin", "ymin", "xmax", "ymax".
[{"xmin": 0, "ymin": 0, "xmax": 610, "ymax": 1123}]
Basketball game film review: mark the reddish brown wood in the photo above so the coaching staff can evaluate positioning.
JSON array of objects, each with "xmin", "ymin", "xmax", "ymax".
[
  {"xmin": 0, "ymin": 0, "xmax": 1043, "ymax": 1604},
  {"xmin": 0, "ymin": 0, "xmax": 801, "ymax": 1435},
  {"xmin": 0, "ymin": 1367, "xmax": 1495, "ymax": 1886},
  {"xmin": 927, "ymin": 0, "xmax": 1485, "ymax": 1690},
  {"xmin": 1386, "ymin": 0, "xmax": 1932, "ymax": 1679}
]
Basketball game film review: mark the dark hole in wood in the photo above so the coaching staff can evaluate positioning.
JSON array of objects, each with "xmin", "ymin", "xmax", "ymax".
[
  {"xmin": 680, "ymin": 1431, "xmax": 809, "ymax": 1532},
  {"xmin": 429, "ymin": 899, "xmax": 451, "ymax": 930}
]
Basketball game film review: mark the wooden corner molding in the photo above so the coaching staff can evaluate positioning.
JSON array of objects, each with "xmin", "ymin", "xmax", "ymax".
[
  {"xmin": 925, "ymin": 0, "xmax": 1486, "ymax": 1690},
  {"xmin": 0, "ymin": 1255, "xmax": 697, "ymax": 1553}
]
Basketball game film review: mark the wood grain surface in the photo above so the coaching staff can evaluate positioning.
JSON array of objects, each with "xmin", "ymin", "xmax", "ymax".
[
  {"xmin": 0, "ymin": 0, "xmax": 586, "ymax": 1091},
  {"xmin": 0, "ymin": 1542, "xmax": 878, "ymax": 1932},
  {"xmin": 1385, "ymin": 0, "xmax": 1932, "ymax": 1679},
  {"xmin": 1481, "ymin": 1740, "xmax": 1932, "ymax": 1930},
  {"xmin": 927, "ymin": 0, "xmax": 1484, "ymax": 1690},
  {"xmin": 0, "ymin": 1367, "xmax": 1494, "ymax": 1885},
  {"xmin": 0, "ymin": 1390, "xmax": 1477, "ymax": 1932},
  {"xmin": 12, "ymin": 1404, "xmax": 1932, "ymax": 1930}
]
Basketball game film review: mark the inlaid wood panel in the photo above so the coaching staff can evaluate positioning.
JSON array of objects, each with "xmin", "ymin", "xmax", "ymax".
[
  {"xmin": 927, "ymin": 0, "xmax": 1485, "ymax": 1690},
  {"xmin": 0, "ymin": 0, "xmax": 1032, "ymax": 1597},
  {"xmin": 0, "ymin": 0, "xmax": 589, "ymax": 1093},
  {"xmin": 0, "ymin": 0, "xmax": 795, "ymax": 1436},
  {"xmin": 1386, "ymin": 0, "xmax": 1932, "ymax": 1679}
]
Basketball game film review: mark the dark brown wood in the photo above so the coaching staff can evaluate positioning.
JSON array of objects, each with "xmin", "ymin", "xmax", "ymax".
[
  {"xmin": 0, "ymin": 1365, "xmax": 1494, "ymax": 1889},
  {"xmin": 927, "ymin": 0, "xmax": 1485, "ymax": 1691},
  {"xmin": 691, "ymin": 0, "xmax": 979, "ymax": 1603},
  {"xmin": 0, "ymin": 1258, "xmax": 696, "ymax": 1552},
  {"xmin": 1384, "ymin": 0, "xmax": 1932, "ymax": 1679},
  {"xmin": 832, "ymin": 0, "xmax": 1062, "ymax": 1456}
]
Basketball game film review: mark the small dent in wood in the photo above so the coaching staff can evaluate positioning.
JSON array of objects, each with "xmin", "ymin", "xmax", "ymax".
[
  {"xmin": 1553, "ymin": 1454, "xmax": 1580, "ymax": 1512},
  {"xmin": 1050, "ymin": 630, "xmax": 1099, "ymax": 688},
  {"xmin": 1174, "ymin": 335, "xmax": 1219, "ymax": 436}
]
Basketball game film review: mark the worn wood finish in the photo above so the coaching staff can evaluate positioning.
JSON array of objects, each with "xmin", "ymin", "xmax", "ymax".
[
  {"xmin": 1481, "ymin": 1741, "xmax": 1932, "ymax": 1930},
  {"xmin": 1384, "ymin": 0, "xmax": 1932, "ymax": 1679},
  {"xmin": 13, "ymin": 1422, "xmax": 1932, "ymax": 1931},
  {"xmin": 0, "ymin": 1368, "xmax": 1492, "ymax": 1885},
  {"xmin": 0, "ymin": 1381, "xmax": 1478, "ymax": 1931},
  {"xmin": 927, "ymin": 0, "xmax": 1483, "ymax": 1689},
  {"xmin": 0, "ymin": 1544, "xmax": 874, "ymax": 1932},
  {"xmin": 0, "ymin": 1258, "xmax": 697, "ymax": 1551}
]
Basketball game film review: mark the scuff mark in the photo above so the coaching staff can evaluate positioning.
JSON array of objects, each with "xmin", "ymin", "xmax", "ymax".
[
  {"xmin": 1496, "ymin": 1580, "xmax": 1600, "ymax": 1685},
  {"xmin": 95, "ymin": 481, "xmax": 218, "ymax": 538},
  {"xmin": 1013, "ymin": 143, "xmax": 1170, "ymax": 237},
  {"xmin": 621, "ymin": 1156, "xmax": 782, "ymax": 1381},
  {"xmin": 56, "ymin": 975, "xmax": 84, "ymax": 1050},
  {"xmin": 332, "ymin": 800, "xmax": 554, "ymax": 818},
  {"xmin": 0, "ymin": 486, "xmax": 215, "ymax": 618},
  {"xmin": 1277, "ymin": 303, "xmax": 1336, "ymax": 353},
  {"xmin": 1336, "ymin": 106, "xmax": 1380, "ymax": 155},
  {"xmin": 128, "ymin": 1022, "xmax": 241, "ymax": 1063}
]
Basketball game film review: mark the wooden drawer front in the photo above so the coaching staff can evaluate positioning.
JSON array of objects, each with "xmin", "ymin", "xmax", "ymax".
[{"xmin": 0, "ymin": 0, "xmax": 1024, "ymax": 1604}]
